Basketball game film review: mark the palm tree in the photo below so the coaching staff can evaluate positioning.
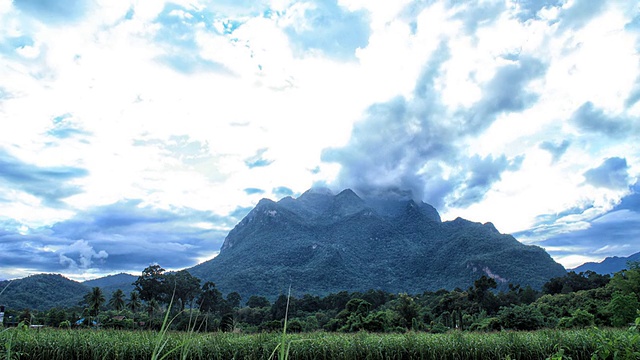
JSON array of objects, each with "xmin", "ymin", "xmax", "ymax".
[
  {"xmin": 127, "ymin": 291, "xmax": 142, "ymax": 324},
  {"xmin": 85, "ymin": 287, "xmax": 105, "ymax": 326},
  {"xmin": 108, "ymin": 289, "xmax": 126, "ymax": 312},
  {"xmin": 146, "ymin": 298, "xmax": 160, "ymax": 318},
  {"xmin": 127, "ymin": 291, "xmax": 142, "ymax": 313}
]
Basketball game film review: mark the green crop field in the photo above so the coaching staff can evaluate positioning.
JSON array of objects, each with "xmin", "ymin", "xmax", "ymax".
[{"xmin": 1, "ymin": 327, "xmax": 639, "ymax": 360}]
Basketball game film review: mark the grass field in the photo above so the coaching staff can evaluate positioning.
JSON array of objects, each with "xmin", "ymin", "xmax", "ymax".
[{"xmin": 1, "ymin": 327, "xmax": 639, "ymax": 360}]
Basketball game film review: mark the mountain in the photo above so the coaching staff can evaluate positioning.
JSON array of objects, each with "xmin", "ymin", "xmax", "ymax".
[
  {"xmin": 571, "ymin": 251, "xmax": 640, "ymax": 275},
  {"xmin": 0, "ymin": 274, "xmax": 87, "ymax": 311},
  {"xmin": 83, "ymin": 273, "xmax": 137, "ymax": 297},
  {"xmin": 189, "ymin": 188, "xmax": 566, "ymax": 300},
  {"xmin": 0, "ymin": 273, "xmax": 139, "ymax": 312}
]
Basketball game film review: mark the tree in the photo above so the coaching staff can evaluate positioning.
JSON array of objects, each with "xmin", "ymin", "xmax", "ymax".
[
  {"xmin": 340, "ymin": 298, "xmax": 373, "ymax": 332},
  {"xmin": 395, "ymin": 294, "xmax": 419, "ymax": 330},
  {"xmin": 86, "ymin": 287, "xmax": 105, "ymax": 317},
  {"xmin": 166, "ymin": 270, "xmax": 201, "ymax": 310},
  {"xmin": 498, "ymin": 304, "xmax": 545, "ymax": 330},
  {"xmin": 127, "ymin": 291, "xmax": 142, "ymax": 313},
  {"xmin": 246, "ymin": 295, "xmax": 270, "ymax": 308},
  {"xmin": 608, "ymin": 292, "xmax": 640, "ymax": 327},
  {"xmin": 134, "ymin": 264, "xmax": 167, "ymax": 302},
  {"xmin": 468, "ymin": 276, "xmax": 499, "ymax": 314},
  {"xmin": 146, "ymin": 298, "xmax": 160, "ymax": 319},
  {"xmin": 108, "ymin": 289, "xmax": 126, "ymax": 312},
  {"xmin": 198, "ymin": 282, "xmax": 224, "ymax": 313},
  {"xmin": 45, "ymin": 308, "xmax": 67, "ymax": 327},
  {"xmin": 609, "ymin": 266, "xmax": 640, "ymax": 298},
  {"xmin": 226, "ymin": 292, "xmax": 242, "ymax": 309},
  {"xmin": 271, "ymin": 294, "xmax": 296, "ymax": 321}
]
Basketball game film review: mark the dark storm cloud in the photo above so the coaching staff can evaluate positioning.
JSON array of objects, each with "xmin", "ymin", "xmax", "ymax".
[
  {"xmin": 13, "ymin": 0, "xmax": 93, "ymax": 23},
  {"xmin": 323, "ymin": 43, "xmax": 546, "ymax": 209},
  {"xmin": 0, "ymin": 200, "xmax": 245, "ymax": 276},
  {"xmin": 583, "ymin": 157, "xmax": 630, "ymax": 190},
  {"xmin": 0, "ymin": 148, "xmax": 88, "ymax": 206},
  {"xmin": 539, "ymin": 139, "xmax": 570, "ymax": 163},
  {"xmin": 571, "ymin": 102, "xmax": 631, "ymax": 138}
]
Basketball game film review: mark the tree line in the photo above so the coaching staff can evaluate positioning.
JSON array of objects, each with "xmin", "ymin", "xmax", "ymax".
[{"xmin": 3, "ymin": 262, "xmax": 639, "ymax": 333}]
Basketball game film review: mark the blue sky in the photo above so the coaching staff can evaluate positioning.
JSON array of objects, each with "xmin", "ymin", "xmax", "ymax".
[{"xmin": 0, "ymin": 0, "xmax": 639, "ymax": 280}]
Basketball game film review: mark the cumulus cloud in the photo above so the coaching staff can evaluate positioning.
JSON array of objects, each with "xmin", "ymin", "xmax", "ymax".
[
  {"xmin": 557, "ymin": 0, "xmax": 607, "ymax": 32},
  {"xmin": 152, "ymin": 2, "xmax": 229, "ymax": 74},
  {"xmin": 244, "ymin": 148, "xmax": 274, "ymax": 168},
  {"xmin": 539, "ymin": 140, "xmax": 570, "ymax": 163},
  {"xmin": 571, "ymin": 102, "xmax": 631, "ymax": 138},
  {"xmin": 58, "ymin": 239, "xmax": 108, "ymax": 270},
  {"xmin": 46, "ymin": 114, "xmax": 91, "ymax": 140},
  {"xmin": 323, "ymin": 43, "xmax": 544, "ymax": 209},
  {"xmin": 450, "ymin": 154, "xmax": 524, "ymax": 208},
  {"xmin": 0, "ymin": 199, "xmax": 244, "ymax": 277},
  {"xmin": 514, "ymin": 0, "xmax": 563, "ymax": 21},
  {"xmin": 282, "ymin": 0, "xmax": 370, "ymax": 60},
  {"xmin": 583, "ymin": 157, "xmax": 630, "ymax": 190}
]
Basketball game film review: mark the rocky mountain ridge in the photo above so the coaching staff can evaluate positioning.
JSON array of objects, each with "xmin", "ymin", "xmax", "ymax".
[{"xmin": 189, "ymin": 188, "xmax": 566, "ymax": 299}]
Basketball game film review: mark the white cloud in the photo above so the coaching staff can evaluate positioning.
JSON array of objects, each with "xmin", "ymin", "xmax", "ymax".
[{"xmin": 1, "ymin": 0, "xmax": 640, "ymax": 279}]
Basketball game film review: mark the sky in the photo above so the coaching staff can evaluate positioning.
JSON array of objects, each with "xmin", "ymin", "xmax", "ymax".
[{"xmin": 0, "ymin": 0, "xmax": 639, "ymax": 281}]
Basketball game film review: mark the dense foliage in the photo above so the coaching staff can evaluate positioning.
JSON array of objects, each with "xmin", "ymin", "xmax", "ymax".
[
  {"xmin": 0, "ymin": 274, "xmax": 87, "ymax": 311},
  {"xmin": 2, "ymin": 264, "xmax": 638, "ymax": 336},
  {"xmin": 1, "ymin": 263, "xmax": 639, "ymax": 359}
]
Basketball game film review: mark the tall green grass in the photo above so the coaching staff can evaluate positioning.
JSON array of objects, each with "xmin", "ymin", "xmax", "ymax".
[{"xmin": 1, "ymin": 328, "xmax": 638, "ymax": 360}]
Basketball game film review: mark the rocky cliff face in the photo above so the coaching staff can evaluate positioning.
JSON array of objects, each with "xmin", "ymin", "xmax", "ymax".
[{"xmin": 189, "ymin": 188, "xmax": 566, "ymax": 299}]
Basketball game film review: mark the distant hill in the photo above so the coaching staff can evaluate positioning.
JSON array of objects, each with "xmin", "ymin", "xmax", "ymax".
[
  {"xmin": 0, "ymin": 273, "xmax": 139, "ymax": 312},
  {"xmin": 83, "ymin": 273, "xmax": 137, "ymax": 297},
  {"xmin": 189, "ymin": 188, "xmax": 566, "ymax": 300},
  {"xmin": 571, "ymin": 251, "xmax": 640, "ymax": 275},
  {"xmin": 0, "ymin": 274, "xmax": 87, "ymax": 311}
]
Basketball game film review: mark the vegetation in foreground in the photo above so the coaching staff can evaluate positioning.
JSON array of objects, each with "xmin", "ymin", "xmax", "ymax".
[
  {"xmin": 1, "ymin": 262, "xmax": 639, "ymax": 359},
  {"xmin": 0, "ymin": 325, "xmax": 638, "ymax": 360}
]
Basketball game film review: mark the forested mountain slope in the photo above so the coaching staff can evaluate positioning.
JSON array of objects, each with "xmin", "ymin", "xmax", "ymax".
[{"xmin": 190, "ymin": 188, "xmax": 566, "ymax": 299}]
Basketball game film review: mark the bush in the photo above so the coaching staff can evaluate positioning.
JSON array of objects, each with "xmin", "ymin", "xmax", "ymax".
[
  {"xmin": 469, "ymin": 317, "xmax": 501, "ymax": 332},
  {"xmin": 59, "ymin": 320, "xmax": 71, "ymax": 328},
  {"xmin": 570, "ymin": 309, "xmax": 594, "ymax": 328},
  {"xmin": 498, "ymin": 304, "xmax": 545, "ymax": 331}
]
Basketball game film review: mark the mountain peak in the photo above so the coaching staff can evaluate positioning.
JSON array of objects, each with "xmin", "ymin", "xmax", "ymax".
[
  {"xmin": 300, "ymin": 187, "xmax": 334, "ymax": 197},
  {"xmin": 189, "ymin": 187, "xmax": 565, "ymax": 299}
]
